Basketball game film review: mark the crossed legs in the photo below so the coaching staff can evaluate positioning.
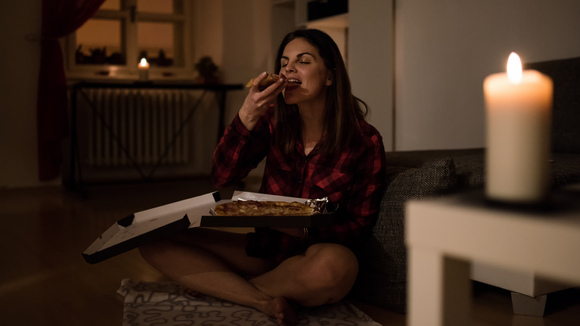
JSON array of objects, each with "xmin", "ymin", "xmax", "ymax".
[{"xmin": 139, "ymin": 228, "xmax": 359, "ymax": 326}]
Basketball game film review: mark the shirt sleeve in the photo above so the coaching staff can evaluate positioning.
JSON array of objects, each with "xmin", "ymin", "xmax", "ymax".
[
  {"xmin": 307, "ymin": 132, "xmax": 387, "ymax": 247},
  {"xmin": 211, "ymin": 111, "xmax": 272, "ymax": 188}
]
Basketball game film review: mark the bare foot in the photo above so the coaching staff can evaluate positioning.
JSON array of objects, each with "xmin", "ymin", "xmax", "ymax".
[{"xmin": 266, "ymin": 296, "xmax": 297, "ymax": 326}]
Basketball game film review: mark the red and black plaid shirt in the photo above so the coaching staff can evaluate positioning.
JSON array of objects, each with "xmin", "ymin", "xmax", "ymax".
[{"xmin": 211, "ymin": 107, "xmax": 386, "ymax": 263}]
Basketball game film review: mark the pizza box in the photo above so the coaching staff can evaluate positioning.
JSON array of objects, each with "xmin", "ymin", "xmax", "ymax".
[{"xmin": 82, "ymin": 191, "xmax": 335, "ymax": 264}]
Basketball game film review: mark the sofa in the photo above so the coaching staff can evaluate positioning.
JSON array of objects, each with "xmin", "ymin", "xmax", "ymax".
[{"xmin": 349, "ymin": 56, "xmax": 580, "ymax": 315}]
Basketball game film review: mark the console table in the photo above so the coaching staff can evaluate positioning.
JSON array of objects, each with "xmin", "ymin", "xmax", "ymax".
[
  {"xmin": 405, "ymin": 190, "xmax": 580, "ymax": 326},
  {"xmin": 68, "ymin": 81, "xmax": 244, "ymax": 196}
]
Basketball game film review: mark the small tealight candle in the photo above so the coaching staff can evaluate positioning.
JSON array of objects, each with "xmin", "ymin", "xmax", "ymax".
[
  {"xmin": 483, "ymin": 52, "xmax": 553, "ymax": 204},
  {"xmin": 138, "ymin": 58, "xmax": 149, "ymax": 80}
]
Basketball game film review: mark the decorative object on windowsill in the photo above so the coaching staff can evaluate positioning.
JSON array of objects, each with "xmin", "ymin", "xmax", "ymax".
[
  {"xmin": 139, "ymin": 50, "xmax": 148, "ymax": 61},
  {"xmin": 108, "ymin": 52, "xmax": 125, "ymax": 65},
  {"xmin": 76, "ymin": 45, "xmax": 125, "ymax": 65},
  {"xmin": 75, "ymin": 45, "xmax": 86, "ymax": 64},
  {"xmin": 138, "ymin": 58, "xmax": 150, "ymax": 80},
  {"xmin": 195, "ymin": 56, "xmax": 220, "ymax": 84},
  {"xmin": 483, "ymin": 52, "xmax": 553, "ymax": 205},
  {"xmin": 90, "ymin": 47, "xmax": 107, "ymax": 64},
  {"xmin": 157, "ymin": 49, "xmax": 173, "ymax": 67}
]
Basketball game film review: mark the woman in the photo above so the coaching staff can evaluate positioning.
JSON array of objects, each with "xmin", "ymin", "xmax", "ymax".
[{"xmin": 140, "ymin": 29, "xmax": 386, "ymax": 326}]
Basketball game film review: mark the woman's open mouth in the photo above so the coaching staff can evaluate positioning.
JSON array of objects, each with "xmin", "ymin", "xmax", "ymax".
[
  {"xmin": 286, "ymin": 78, "xmax": 302, "ymax": 85},
  {"xmin": 285, "ymin": 78, "xmax": 302, "ymax": 90}
]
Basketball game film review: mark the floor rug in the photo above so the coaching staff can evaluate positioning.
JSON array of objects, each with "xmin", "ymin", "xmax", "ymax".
[{"xmin": 117, "ymin": 278, "xmax": 381, "ymax": 326}]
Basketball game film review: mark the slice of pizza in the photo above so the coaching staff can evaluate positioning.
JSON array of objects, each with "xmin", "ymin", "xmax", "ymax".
[{"xmin": 214, "ymin": 200, "xmax": 315, "ymax": 216}]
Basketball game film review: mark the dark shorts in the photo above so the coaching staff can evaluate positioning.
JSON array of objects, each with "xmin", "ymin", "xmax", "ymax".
[{"xmin": 245, "ymin": 227, "xmax": 309, "ymax": 265}]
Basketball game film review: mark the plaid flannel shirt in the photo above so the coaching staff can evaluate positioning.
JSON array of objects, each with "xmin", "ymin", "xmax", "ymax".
[{"xmin": 211, "ymin": 107, "xmax": 386, "ymax": 263}]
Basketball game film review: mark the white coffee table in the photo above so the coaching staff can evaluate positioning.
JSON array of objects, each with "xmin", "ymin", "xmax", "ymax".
[{"xmin": 405, "ymin": 190, "xmax": 580, "ymax": 326}]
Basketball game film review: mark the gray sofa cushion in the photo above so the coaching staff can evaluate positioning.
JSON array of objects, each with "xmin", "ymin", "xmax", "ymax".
[
  {"xmin": 384, "ymin": 148, "xmax": 485, "ymax": 189},
  {"xmin": 351, "ymin": 157, "xmax": 457, "ymax": 314},
  {"xmin": 381, "ymin": 148, "xmax": 580, "ymax": 190},
  {"xmin": 551, "ymin": 153, "xmax": 580, "ymax": 187}
]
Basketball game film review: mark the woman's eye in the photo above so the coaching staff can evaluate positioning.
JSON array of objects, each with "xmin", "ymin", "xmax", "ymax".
[{"xmin": 300, "ymin": 61, "xmax": 310, "ymax": 64}]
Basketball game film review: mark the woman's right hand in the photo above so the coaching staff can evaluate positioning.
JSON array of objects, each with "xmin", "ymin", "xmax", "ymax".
[{"xmin": 239, "ymin": 72, "xmax": 287, "ymax": 131}]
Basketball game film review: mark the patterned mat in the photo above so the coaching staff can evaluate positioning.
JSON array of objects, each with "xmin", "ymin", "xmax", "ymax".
[{"xmin": 117, "ymin": 279, "xmax": 381, "ymax": 326}]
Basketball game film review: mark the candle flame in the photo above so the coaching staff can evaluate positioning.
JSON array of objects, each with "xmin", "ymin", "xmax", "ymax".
[
  {"xmin": 507, "ymin": 52, "xmax": 522, "ymax": 84},
  {"xmin": 139, "ymin": 58, "xmax": 148, "ymax": 67}
]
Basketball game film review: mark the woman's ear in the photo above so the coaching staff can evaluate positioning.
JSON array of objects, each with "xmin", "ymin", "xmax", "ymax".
[{"xmin": 326, "ymin": 69, "xmax": 334, "ymax": 86}]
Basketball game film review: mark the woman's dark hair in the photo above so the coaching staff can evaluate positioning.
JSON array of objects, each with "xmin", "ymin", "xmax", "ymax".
[{"xmin": 273, "ymin": 28, "xmax": 368, "ymax": 155}]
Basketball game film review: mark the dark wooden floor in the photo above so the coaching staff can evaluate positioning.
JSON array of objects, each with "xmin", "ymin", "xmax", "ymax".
[{"xmin": 0, "ymin": 178, "xmax": 578, "ymax": 326}]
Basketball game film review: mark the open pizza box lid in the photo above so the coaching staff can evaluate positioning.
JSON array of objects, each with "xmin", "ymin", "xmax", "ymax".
[{"xmin": 82, "ymin": 191, "xmax": 335, "ymax": 264}]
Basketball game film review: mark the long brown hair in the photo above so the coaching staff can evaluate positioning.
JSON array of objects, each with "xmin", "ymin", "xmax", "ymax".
[{"xmin": 274, "ymin": 29, "xmax": 368, "ymax": 155}]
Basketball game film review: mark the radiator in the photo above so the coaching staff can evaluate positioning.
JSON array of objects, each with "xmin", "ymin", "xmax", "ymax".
[{"xmin": 81, "ymin": 88, "xmax": 192, "ymax": 168}]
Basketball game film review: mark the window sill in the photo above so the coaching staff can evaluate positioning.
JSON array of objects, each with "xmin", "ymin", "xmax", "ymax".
[{"xmin": 66, "ymin": 69, "xmax": 196, "ymax": 82}]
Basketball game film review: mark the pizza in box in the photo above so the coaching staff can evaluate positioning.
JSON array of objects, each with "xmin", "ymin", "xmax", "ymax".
[{"xmin": 213, "ymin": 200, "xmax": 316, "ymax": 216}]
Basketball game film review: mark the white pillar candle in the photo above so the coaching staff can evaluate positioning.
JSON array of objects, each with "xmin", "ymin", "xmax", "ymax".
[
  {"xmin": 138, "ymin": 58, "xmax": 150, "ymax": 80},
  {"xmin": 483, "ymin": 53, "xmax": 553, "ymax": 203}
]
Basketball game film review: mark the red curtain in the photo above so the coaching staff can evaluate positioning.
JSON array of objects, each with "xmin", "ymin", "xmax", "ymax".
[{"xmin": 36, "ymin": 0, "xmax": 105, "ymax": 181}]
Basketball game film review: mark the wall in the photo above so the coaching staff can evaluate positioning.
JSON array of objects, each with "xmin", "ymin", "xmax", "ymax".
[
  {"xmin": 191, "ymin": 0, "xmax": 273, "ymax": 181},
  {"xmin": 222, "ymin": 0, "xmax": 273, "ymax": 124},
  {"xmin": 193, "ymin": 0, "xmax": 223, "ymax": 69},
  {"xmin": 395, "ymin": 0, "xmax": 580, "ymax": 151},
  {"xmin": 349, "ymin": 0, "xmax": 394, "ymax": 151},
  {"xmin": 271, "ymin": 0, "xmax": 296, "ymax": 59},
  {"xmin": 219, "ymin": 0, "xmax": 273, "ymax": 182},
  {"xmin": 0, "ymin": 0, "xmax": 50, "ymax": 189},
  {"xmin": 190, "ymin": 0, "xmax": 224, "ymax": 176}
]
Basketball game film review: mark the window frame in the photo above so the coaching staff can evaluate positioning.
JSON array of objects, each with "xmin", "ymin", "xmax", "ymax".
[{"xmin": 65, "ymin": 0, "xmax": 193, "ymax": 80}]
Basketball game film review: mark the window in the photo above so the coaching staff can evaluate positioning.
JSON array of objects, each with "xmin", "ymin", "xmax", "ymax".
[{"xmin": 67, "ymin": 0, "xmax": 192, "ymax": 79}]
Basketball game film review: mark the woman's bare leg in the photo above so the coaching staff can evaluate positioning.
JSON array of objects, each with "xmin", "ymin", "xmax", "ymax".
[
  {"xmin": 139, "ymin": 228, "xmax": 296, "ymax": 325},
  {"xmin": 249, "ymin": 243, "xmax": 359, "ymax": 307},
  {"xmin": 139, "ymin": 228, "xmax": 359, "ymax": 325}
]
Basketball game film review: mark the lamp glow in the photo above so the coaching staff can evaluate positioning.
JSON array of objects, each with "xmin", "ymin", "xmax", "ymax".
[{"xmin": 507, "ymin": 52, "xmax": 522, "ymax": 84}]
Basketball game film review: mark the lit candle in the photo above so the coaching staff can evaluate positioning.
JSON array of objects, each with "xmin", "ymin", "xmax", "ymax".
[
  {"xmin": 138, "ymin": 58, "xmax": 149, "ymax": 80},
  {"xmin": 483, "ymin": 52, "xmax": 553, "ymax": 204}
]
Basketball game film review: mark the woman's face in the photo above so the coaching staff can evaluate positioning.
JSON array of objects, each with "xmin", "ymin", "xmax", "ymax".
[{"xmin": 279, "ymin": 37, "xmax": 332, "ymax": 106}]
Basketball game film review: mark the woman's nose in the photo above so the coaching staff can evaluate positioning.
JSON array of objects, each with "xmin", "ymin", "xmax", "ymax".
[{"xmin": 285, "ymin": 63, "xmax": 295, "ymax": 72}]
